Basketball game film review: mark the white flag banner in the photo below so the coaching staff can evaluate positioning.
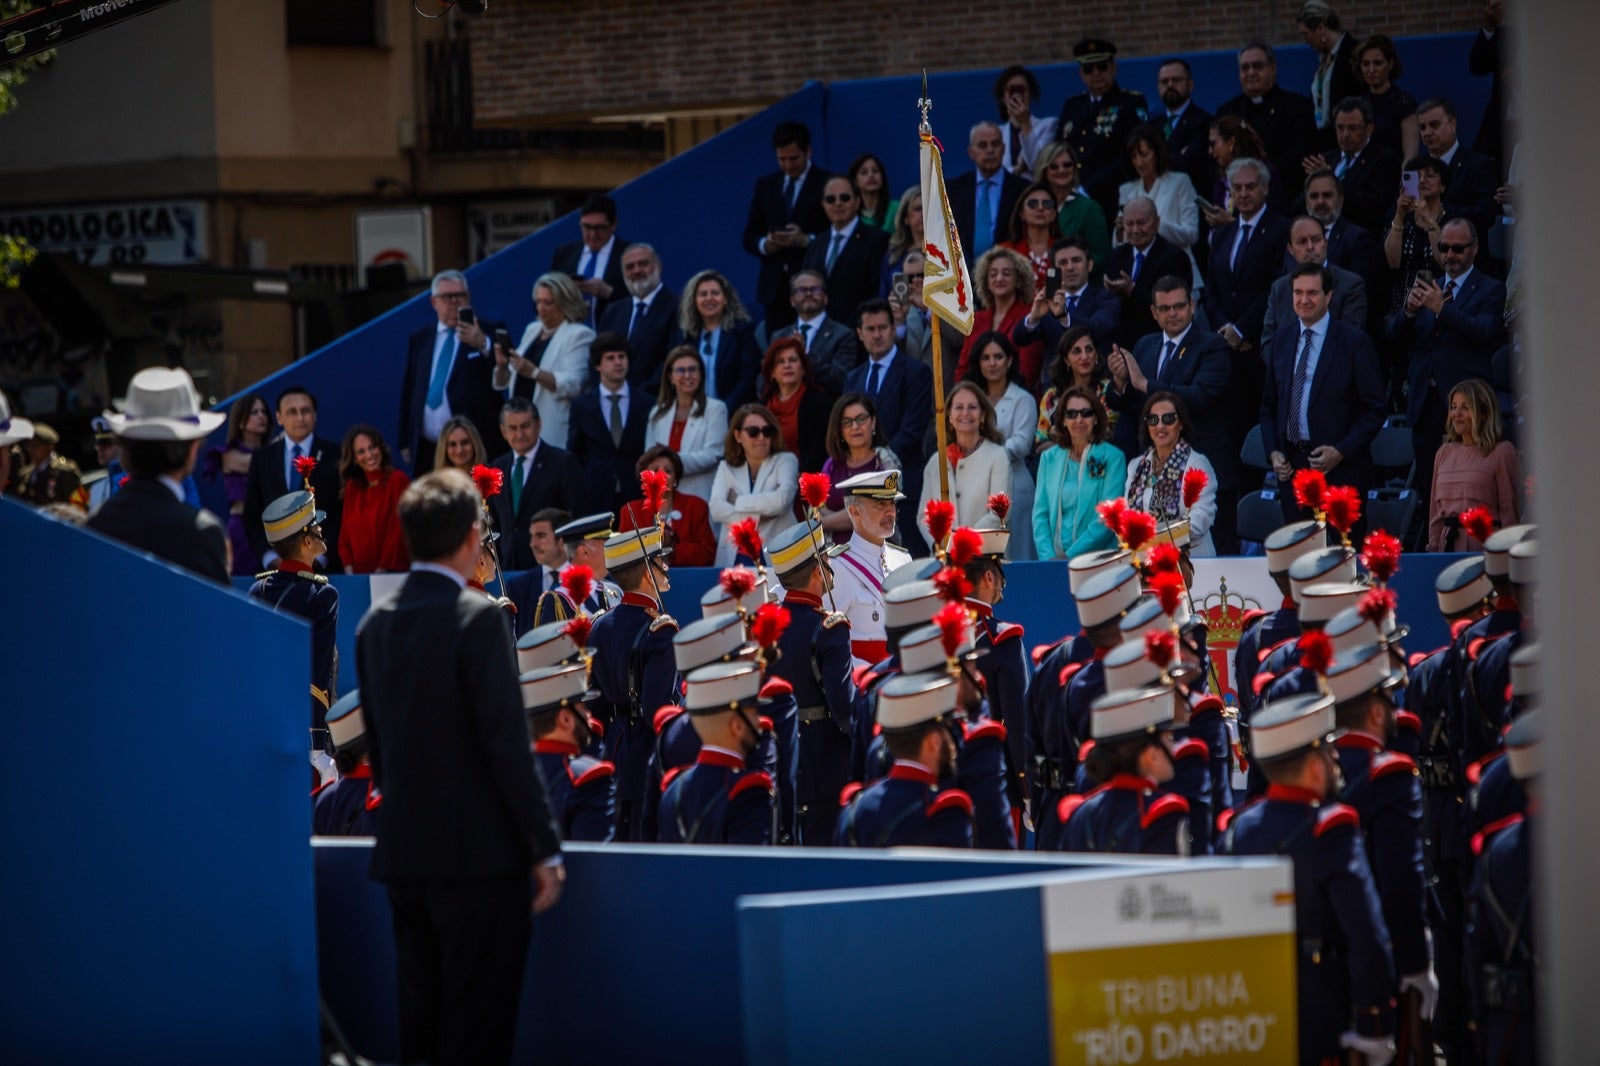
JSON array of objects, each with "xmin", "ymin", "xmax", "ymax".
[{"xmin": 919, "ymin": 133, "xmax": 976, "ymax": 336}]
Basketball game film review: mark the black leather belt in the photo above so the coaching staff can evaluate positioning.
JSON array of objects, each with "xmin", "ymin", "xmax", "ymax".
[{"xmin": 797, "ymin": 706, "xmax": 830, "ymax": 723}]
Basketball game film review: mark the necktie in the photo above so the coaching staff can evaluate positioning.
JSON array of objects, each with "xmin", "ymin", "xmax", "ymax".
[
  {"xmin": 784, "ymin": 176, "xmax": 797, "ymax": 215},
  {"xmin": 797, "ymin": 321, "xmax": 812, "ymax": 351},
  {"xmin": 1065, "ymin": 294, "xmax": 1080, "ymax": 317},
  {"xmin": 866, "ymin": 361, "xmax": 883, "ymax": 397},
  {"xmin": 1131, "ymin": 250, "xmax": 1145, "ymax": 280},
  {"xmin": 426, "ymin": 332, "xmax": 457, "ymax": 409},
  {"xmin": 1232, "ymin": 222, "xmax": 1253, "ymax": 270},
  {"xmin": 1157, "ymin": 339, "xmax": 1176, "ymax": 379},
  {"xmin": 826, "ymin": 232, "xmax": 845, "ymax": 273},
  {"xmin": 1443, "ymin": 279, "xmax": 1457, "ymax": 301},
  {"xmin": 628, "ymin": 300, "xmax": 645, "ymax": 340},
  {"xmin": 1290, "ymin": 329, "xmax": 1314, "ymax": 441},
  {"xmin": 288, "ymin": 441, "xmax": 303, "ymax": 489},
  {"xmin": 1163, "ymin": 114, "xmax": 1176, "ymax": 138},
  {"xmin": 546, "ymin": 568, "xmax": 560, "ymax": 595},
  {"xmin": 511, "ymin": 453, "xmax": 526, "ymax": 514},
  {"xmin": 579, "ymin": 252, "xmax": 598, "ymax": 324},
  {"xmin": 975, "ymin": 178, "xmax": 995, "ymax": 255},
  {"xmin": 608, "ymin": 393, "xmax": 624, "ymax": 446},
  {"xmin": 1335, "ymin": 153, "xmax": 1352, "ymax": 179}
]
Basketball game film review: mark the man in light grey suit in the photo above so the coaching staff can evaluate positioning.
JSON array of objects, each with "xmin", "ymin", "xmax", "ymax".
[
  {"xmin": 1262, "ymin": 215, "xmax": 1367, "ymax": 340},
  {"xmin": 772, "ymin": 268, "xmax": 860, "ymax": 394}
]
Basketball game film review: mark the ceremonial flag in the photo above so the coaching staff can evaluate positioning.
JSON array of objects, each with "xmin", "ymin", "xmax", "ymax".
[{"xmin": 920, "ymin": 128, "xmax": 976, "ymax": 336}]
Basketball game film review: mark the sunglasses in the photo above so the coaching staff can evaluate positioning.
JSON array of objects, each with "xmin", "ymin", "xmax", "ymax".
[
  {"xmin": 1145, "ymin": 412, "xmax": 1180, "ymax": 427},
  {"xmin": 1436, "ymin": 242, "xmax": 1474, "ymax": 254},
  {"xmin": 1064, "ymin": 407, "xmax": 1096, "ymax": 420},
  {"xmin": 1080, "ymin": 61, "xmax": 1110, "ymax": 74},
  {"xmin": 741, "ymin": 424, "xmax": 778, "ymax": 439},
  {"xmin": 823, "ymin": 193, "xmax": 854, "ymax": 204},
  {"xmin": 1024, "ymin": 198, "xmax": 1055, "ymax": 209}
]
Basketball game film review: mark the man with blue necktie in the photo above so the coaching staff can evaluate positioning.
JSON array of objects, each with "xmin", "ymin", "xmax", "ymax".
[
  {"xmin": 399, "ymin": 269, "xmax": 504, "ymax": 469},
  {"xmin": 550, "ymin": 194, "xmax": 631, "ymax": 325},
  {"xmin": 946, "ymin": 121, "xmax": 1027, "ymax": 272}
]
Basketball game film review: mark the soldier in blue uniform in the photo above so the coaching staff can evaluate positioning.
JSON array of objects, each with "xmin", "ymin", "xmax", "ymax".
[
  {"xmin": 584, "ymin": 526, "xmax": 679, "ymax": 842},
  {"xmin": 248, "ymin": 489, "xmax": 339, "ymax": 749},
  {"xmin": 1234, "ymin": 520, "xmax": 1327, "ymax": 724},
  {"xmin": 1466, "ymin": 709, "xmax": 1541, "ymax": 1066},
  {"xmin": 523, "ymin": 663, "xmax": 613, "ymax": 842},
  {"xmin": 1260, "ymin": 581, "xmax": 1367, "ymax": 705},
  {"xmin": 1219, "ymin": 693, "xmax": 1397, "ymax": 1065},
  {"xmin": 1464, "ymin": 523, "xmax": 1538, "ymax": 647},
  {"xmin": 848, "ymin": 578, "xmax": 945, "ymax": 784},
  {"xmin": 1326, "ymin": 643, "xmax": 1437, "ymax": 1054},
  {"xmin": 836, "ymin": 673, "xmax": 974, "ymax": 848},
  {"xmin": 1049, "ymin": 685, "xmax": 1192, "ymax": 855},
  {"xmin": 522, "ymin": 512, "xmax": 618, "ymax": 626},
  {"xmin": 515, "ymin": 619, "xmax": 586, "ymax": 674},
  {"xmin": 1467, "ymin": 643, "xmax": 1537, "ymax": 845},
  {"xmin": 961, "ymin": 523, "xmax": 1031, "ymax": 830},
  {"xmin": 312, "ymin": 689, "xmax": 381, "ymax": 836},
  {"xmin": 1055, "ymin": 39, "xmax": 1150, "ymax": 217},
  {"xmin": 1461, "ymin": 539, "xmax": 1537, "ymax": 777},
  {"xmin": 658, "ymin": 661, "xmax": 776, "ymax": 845},
  {"xmin": 1252, "ymin": 545, "xmax": 1359, "ymax": 701}
]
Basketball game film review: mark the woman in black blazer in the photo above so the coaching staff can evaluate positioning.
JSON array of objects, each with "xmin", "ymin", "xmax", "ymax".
[{"xmin": 667, "ymin": 269, "xmax": 762, "ymax": 409}]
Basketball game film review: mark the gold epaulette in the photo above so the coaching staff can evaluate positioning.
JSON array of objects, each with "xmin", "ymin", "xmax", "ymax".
[
  {"xmin": 822, "ymin": 611, "xmax": 850, "ymax": 629},
  {"xmin": 648, "ymin": 612, "xmax": 678, "ymax": 633}
]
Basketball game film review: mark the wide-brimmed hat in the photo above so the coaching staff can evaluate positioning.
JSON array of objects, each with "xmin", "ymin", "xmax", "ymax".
[
  {"xmin": 104, "ymin": 368, "xmax": 225, "ymax": 441},
  {"xmin": 0, "ymin": 391, "xmax": 33, "ymax": 447}
]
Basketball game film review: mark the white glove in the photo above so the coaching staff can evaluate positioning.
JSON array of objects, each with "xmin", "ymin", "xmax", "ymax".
[
  {"xmin": 1400, "ymin": 967, "xmax": 1440, "ymax": 1021},
  {"xmin": 1339, "ymin": 1031, "xmax": 1394, "ymax": 1066}
]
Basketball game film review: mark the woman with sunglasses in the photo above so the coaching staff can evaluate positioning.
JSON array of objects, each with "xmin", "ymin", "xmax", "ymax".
[
  {"xmin": 1124, "ymin": 391, "xmax": 1217, "ymax": 556},
  {"xmin": 818, "ymin": 393, "xmax": 899, "ymax": 541},
  {"xmin": 1036, "ymin": 325, "xmax": 1118, "ymax": 454},
  {"xmin": 1034, "ymin": 141, "xmax": 1111, "ymax": 275},
  {"xmin": 645, "ymin": 345, "xmax": 730, "ymax": 505},
  {"xmin": 1003, "ymin": 182, "xmax": 1063, "ymax": 292},
  {"xmin": 708, "ymin": 403, "xmax": 798, "ymax": 567},
  {"xmin": 963, "ymin": 331, "xmax": 1036, "ymax": 559},
  {"xmin": 915, "ymin": 381, "xmax": 1011, "ymax": 550},
  {"xmin": 1033, "ymin": 386, "xmax": 1126, "ymax": 561}
]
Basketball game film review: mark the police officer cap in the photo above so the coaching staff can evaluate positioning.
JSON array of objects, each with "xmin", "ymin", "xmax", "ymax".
[
  {"xmin": 1074, "ymin": 38, "xmax": 1117, "ymax": 63},
  {"xmin": 1505, "ymin": 708, "xmax": 1542, "ymax": 781},
  {"xmin": 326, "ymin": 689, "xmax": 365, "ymax": 751},
  {"xmin": 1091, "ymin": 685, "xmax": 1177, "ymax": 742},
  {"xmin": 683, "ymin": 660, "xmax": 763, "ymax": 714},
  {"xmin": 520, "ymin": 663, "xmax": 590, "ymax": 716},
  {"xmin": 674, "ymin": 613, "xmax": 752, "ymax": 672},
  {"xmin": 1482, "ymin": 524, "xmax": 1536, "ymax": 578},
  {"xmin": 884, "ymin": 556, "xmax": 942, "ymax": 592},
  {"xmin": 1068, "ymin": 547, "xmax": 1131, "ymax": 595},
  {"xmin": 1298, "ymin": 581, "xmax": 1366, "ymax": 626},
  {"xmin": 516, "ymin": 620, "xmax": 582, "ymax": 673},
  {"xmin": 898, "ymin": 621, "xmax": 979, "ymax": 675},
  {"xmin": 1250, "ymin": 692, "xmax": 1337, "ymax": 762},
  {"xmin": 884, "ymin": 579, "xmax": 944, "ymax": 631},
  {"xmin": 1508, "ymin": 539, "xmax": 1537, "ymax": 586},
  {"xmin": 837, "ymin": 468, "xmax": 905, "ymax": 500},
  {"xmin": 0, "ymin": 390, "xmax": 34, "ymax": 448},
  {"xmin": 767, "ymin": 522, "xmax": 834, "ymax": 576},
  {"xmin": 1264, "ymin": 520, "xmax": 1326, "ymax": 575},
  {"xmin": 1434, "ymin": 556, "xmax": 1492, "ymax": 616},
  {"xmin": 91, "ymin": 415, "xmax": 114, "ymax": 443},
  {"xmin": 1325, "ymin": 601, "xmax": 1408, "ymax": 656},
  {"xmin": 1511, "ymin": 643, "xmax": 1539, "ymax": 705},
  {"xmin": 604, "ymin": 526, "xmax": 666, "ymax": 569},
  {"xmin": 1288, "ymin": 546, "xmax": 1357, "ymax": 603},
  {"xmin": 1075, "ymin": 563, "xmax": 1142, "ymax": 627},
  {"xmin": 701, "ymin": 568, "xmax": 769, "ymax": 618},
  {"xmin": 1326, "ymin": 642, "xmax": 1401, "ymax": 705},
  {"xmin": 876, "ymin": 672, "xmax": 957, "ymax": 732},
  {"xmin": 1105, "ymin": 638, "xmax": 1162, "ymax": 693},
  {"xmin": 262, "ymin": 490, "xmax": 326, "ymax": 545},
  {"xmin": 555, "ymin": 512, "xmax": 614, "ymax": 544}
]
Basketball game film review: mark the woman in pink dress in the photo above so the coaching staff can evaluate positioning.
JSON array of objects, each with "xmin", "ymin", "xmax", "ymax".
[{"xmin": 1426, "ymin": 378, "xmax": 1523, "ymax": 552}]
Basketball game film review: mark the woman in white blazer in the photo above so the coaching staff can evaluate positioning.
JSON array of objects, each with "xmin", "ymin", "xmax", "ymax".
[
  {"xmin": 1114, "ymin": 126, "xmax": 1203, "ymax": 295},
  {"xmin": 643, "ymin": 345, "xmax": 730, "ymax": 504},
  {"xmin": 916, "ymin": 382, "xmax": 1014, "ymax": 550},
  {"xmin": 1123, "ymin": 390, "xmax": 1219, "ymax": 557},
  {"xmin": 492, "ymin": 271, "xmax": 593, "ymax": 449},
  {"xmin": 709, "ymin": 403, "xmax": 799, "ymax": 567},
  {"xmin": 962, "ymin": 330, "xmax": 1038, "ymax": 560}
]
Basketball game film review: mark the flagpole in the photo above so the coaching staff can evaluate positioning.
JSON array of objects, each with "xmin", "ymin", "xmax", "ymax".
[{"xmin": 919, "ymin": 72, "xmax": 953, "ymax": 505}]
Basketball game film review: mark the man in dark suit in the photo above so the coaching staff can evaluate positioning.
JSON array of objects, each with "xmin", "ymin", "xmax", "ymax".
[
  {"xmin": 355, "ymin": 469, "xmax": 564, "ymax": 1066},
  {"xmin": 1206, "ymin": 157, "xmax": 1293, "ymax": 353},
  {"xmin": 1384, "ymin": 219, "xmax": 1507, "ymax": 501},
  {"xmin": 243, "ymin": 385, "xmax": 344, "ymax": 572},
  {"xmin": 489, "ymin": 398, "xmax": 583, "ymax": 572},
  {"xmin": 566, "ymin": 333, "xmax": 650, "ymax": 517},
  {"xmin": 1106, "ymin": 276, "xmax": 1237, "ymax": 549},
  {"xmin": 596, "ymin": 243, "xmax": 676, "ymax": 391},
  {"xmin": 773, "ymin": 268, "xmax": 860, "ymax": 395},
  {"xmin": 1304, "ymin": 171, "xmax": 1384, "ymax": 282},
  {"xmin": 742, "ymin": 121, "xmax": 833, "ymax": 331},
  {"xmin": 1469, "ymin": 7, "xmax": 1508, "ymax": 170},
  {"xmin": 549, "ymin": 193, "xmax": 630, "ymax": 325},
  {"xmin": 1104, "ymin": 197, "xmax": 1192, "ymax": 349},
  {"xmin": 1300, "ymin": 98, "xmax": 1401, "ymax": 234},
  {"xmin": 1154, "ymin": 58, "xmax": 1215, "ymax": 198},
  {"xmin": 399, "ymin": 269, "xmax": 504, "ymax": 469},
  {"xmin": 1215, "ymin": 44, "xmax": 1318, "ymax": 194},
  {"xmin": 1262, "ymin": 263, "xmax": 1387, "ymax": 523},
  {"xmin": 946, "ymin": 121, "xmax": 1028, "ymax": 270},
  {"xmin": 1418, "ymin": 97, "xmax": 1501, "ymax": 241},
  {"xmin": 88, "ymin": 367, "xmax": 229, "ymax": 585},
  {"xmin": 1014, "ymin": 235, "xmax": 1122, "ymax": 366},
  {"xmin": 1263, "ymin": 217, "xmax": 1368, "ymax": 340},
  {"xmin": 1297, "ymin": 3, "xmax": 1364, "ymax": 139},
  {"xmin": 801, "ymin": 176, "xmax": 891, "ymax": 334},
  {"xmin": 845, "ymin": 300, "xmax": 932, "ymax": 549}
]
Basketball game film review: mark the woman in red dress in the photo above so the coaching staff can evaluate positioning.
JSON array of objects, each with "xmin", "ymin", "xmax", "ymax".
[
  {"xmin": 337, "ymin": 424, "xmax": 411, "ymax": 573},
  {"xmin": 616, "ymin": 445, "xmax": 717, "ymax": 568}
]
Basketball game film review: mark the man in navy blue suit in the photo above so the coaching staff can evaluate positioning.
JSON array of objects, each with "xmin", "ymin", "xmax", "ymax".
[
  {"xmin": 801, "ymin": 176, "xmax": 891, "ymax": 333},
  {"xmin": 243, "ymin": 385, "xmax": 344, "ymax": 571},
  {"xmin": 1418, "ymin": 98, "xmax": 1500, "ymax": 240},
  {"xmin": 742, "ymin": 121, "xmax": 833, "ymax": 331},
  {"xmin": 489, "ymin": 399, "xmax": 583, "ymax": 572},
  {"xmin": 566, "ymin": 333, "xmax": 651, "ymax": 518},
  {"xmin": 1154, "ymin": 58, "xmax": 1215, "ymax": 197},
  {"xmin": 846, "ymin": 299, "xmax": 932, "ymax": 549},
  {"xmin": 1384, "ymin": 218, "xmax": 1507, "ymax": 501},
  {"xmin": 945, "ymin": 122, "xmax": 1028, "ymax": 270},
  {"xmin": 1261, "ymin": 263, "xmax": 1386, "ymax": 523},
  {"xmin": 549, "ymin": 193, "xmax": 631, "ymax": 325},
  {"xmin": 1013, "ymin": 236, "xmax": 1121, "ymax": 368},
  {"xmin": 398, "ymin": 269, "xmax": 505, "ymax": 469},
  {"xmin": 1300, "ymin": 98, "xmax": 1400, "ymax": 235},
  {"xmin": 1303, "ymin": 170, "xmax": 1383, "ymax": 282},
  {"xmin": 596, "ymin": 243, "xmax": 676, "ymax": 391}
]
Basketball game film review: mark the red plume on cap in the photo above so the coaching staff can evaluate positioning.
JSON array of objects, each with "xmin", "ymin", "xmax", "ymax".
[
  {"xmin": 293, "ymin": 454, "xmax": 318, "ymax": 485},
  {"xmin": 1145, "ymin": 630, "xmax": 1177, "ymax": 670},
  {"xmin": 1146, "ymin": 542, "xmax": 1182, "ymax": 576},
  {"xmin": 1096, "ymin": 497, "xmax": 1128, "ymax": 539},
  {"xmin": 750, "ymin": 603, "xmax": 791, "ymax": 648},
  {"xmin": 1150, "ymin": 570, "xmax": 1186, "ymax": 617},
  {"xmin": 1324, "ymin": 486, "xmax": 1361, "ymax": 541},
  {"xmin": 798, "ymin": 472, "xmax": 831, "ymax": 513},
  {"xmin": 986, "ymin": 493, "xmax": 1011, "ymax": 525},
  {"xmin": 562, "ymin": 615, "xmax": 593, "ymax": 648},
  {"xmin": 947, "ymin": 527, "xmax": 983, "ymax": 568},
  {"xmin": 1298, "ymin": 630, "xmax": 1334, "ymax": 676},
  {"xmin": 1121, "ymin": 509, "xmax": 1157, "ymax": 552},
  {"xmin": 728, "ymin": 518, "xmax": 764, "ymax": 561},
  {"xmin": 639, "ymin": 469, "xmax": 670, "ymax": 522},
  {"xmin": 933, "ymin": 565, "xmax": 973, "ymax": 604},
  {"xmin": 924, "ymin": 499, "xmax": 955, "ymax": 548},
  {"xmin": 471, "ymin": 463, "xmax": 503, "ymax": 500},
  {"xmin": 718, "ymin": 567, "xmax": 758, "ymax": 601},
  {"xmin": 1182, "ymin": 468, "xmax": 1208, "ymax": 510},
  {"xmin": 1358, "ymin": 587, "xmax": 1397, "ymax": 627},
  {"xmin": 1292, "ymin": 469, "xmax": 1328, "ymax": 516},
  {"xmin": 933, "ymin": 601, "xmax": 970, "ymax": 661},
  {"xmin": 1360, "ymin": 530, "xmax": 1403, "ymax": 585},
  {"xmin": 1459, "ymin": 506, "xmax": 1495, "ymax": 544},
  {"xmin": 561, "ymin": 565, "xmax": 594, "ymax": 607}
]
